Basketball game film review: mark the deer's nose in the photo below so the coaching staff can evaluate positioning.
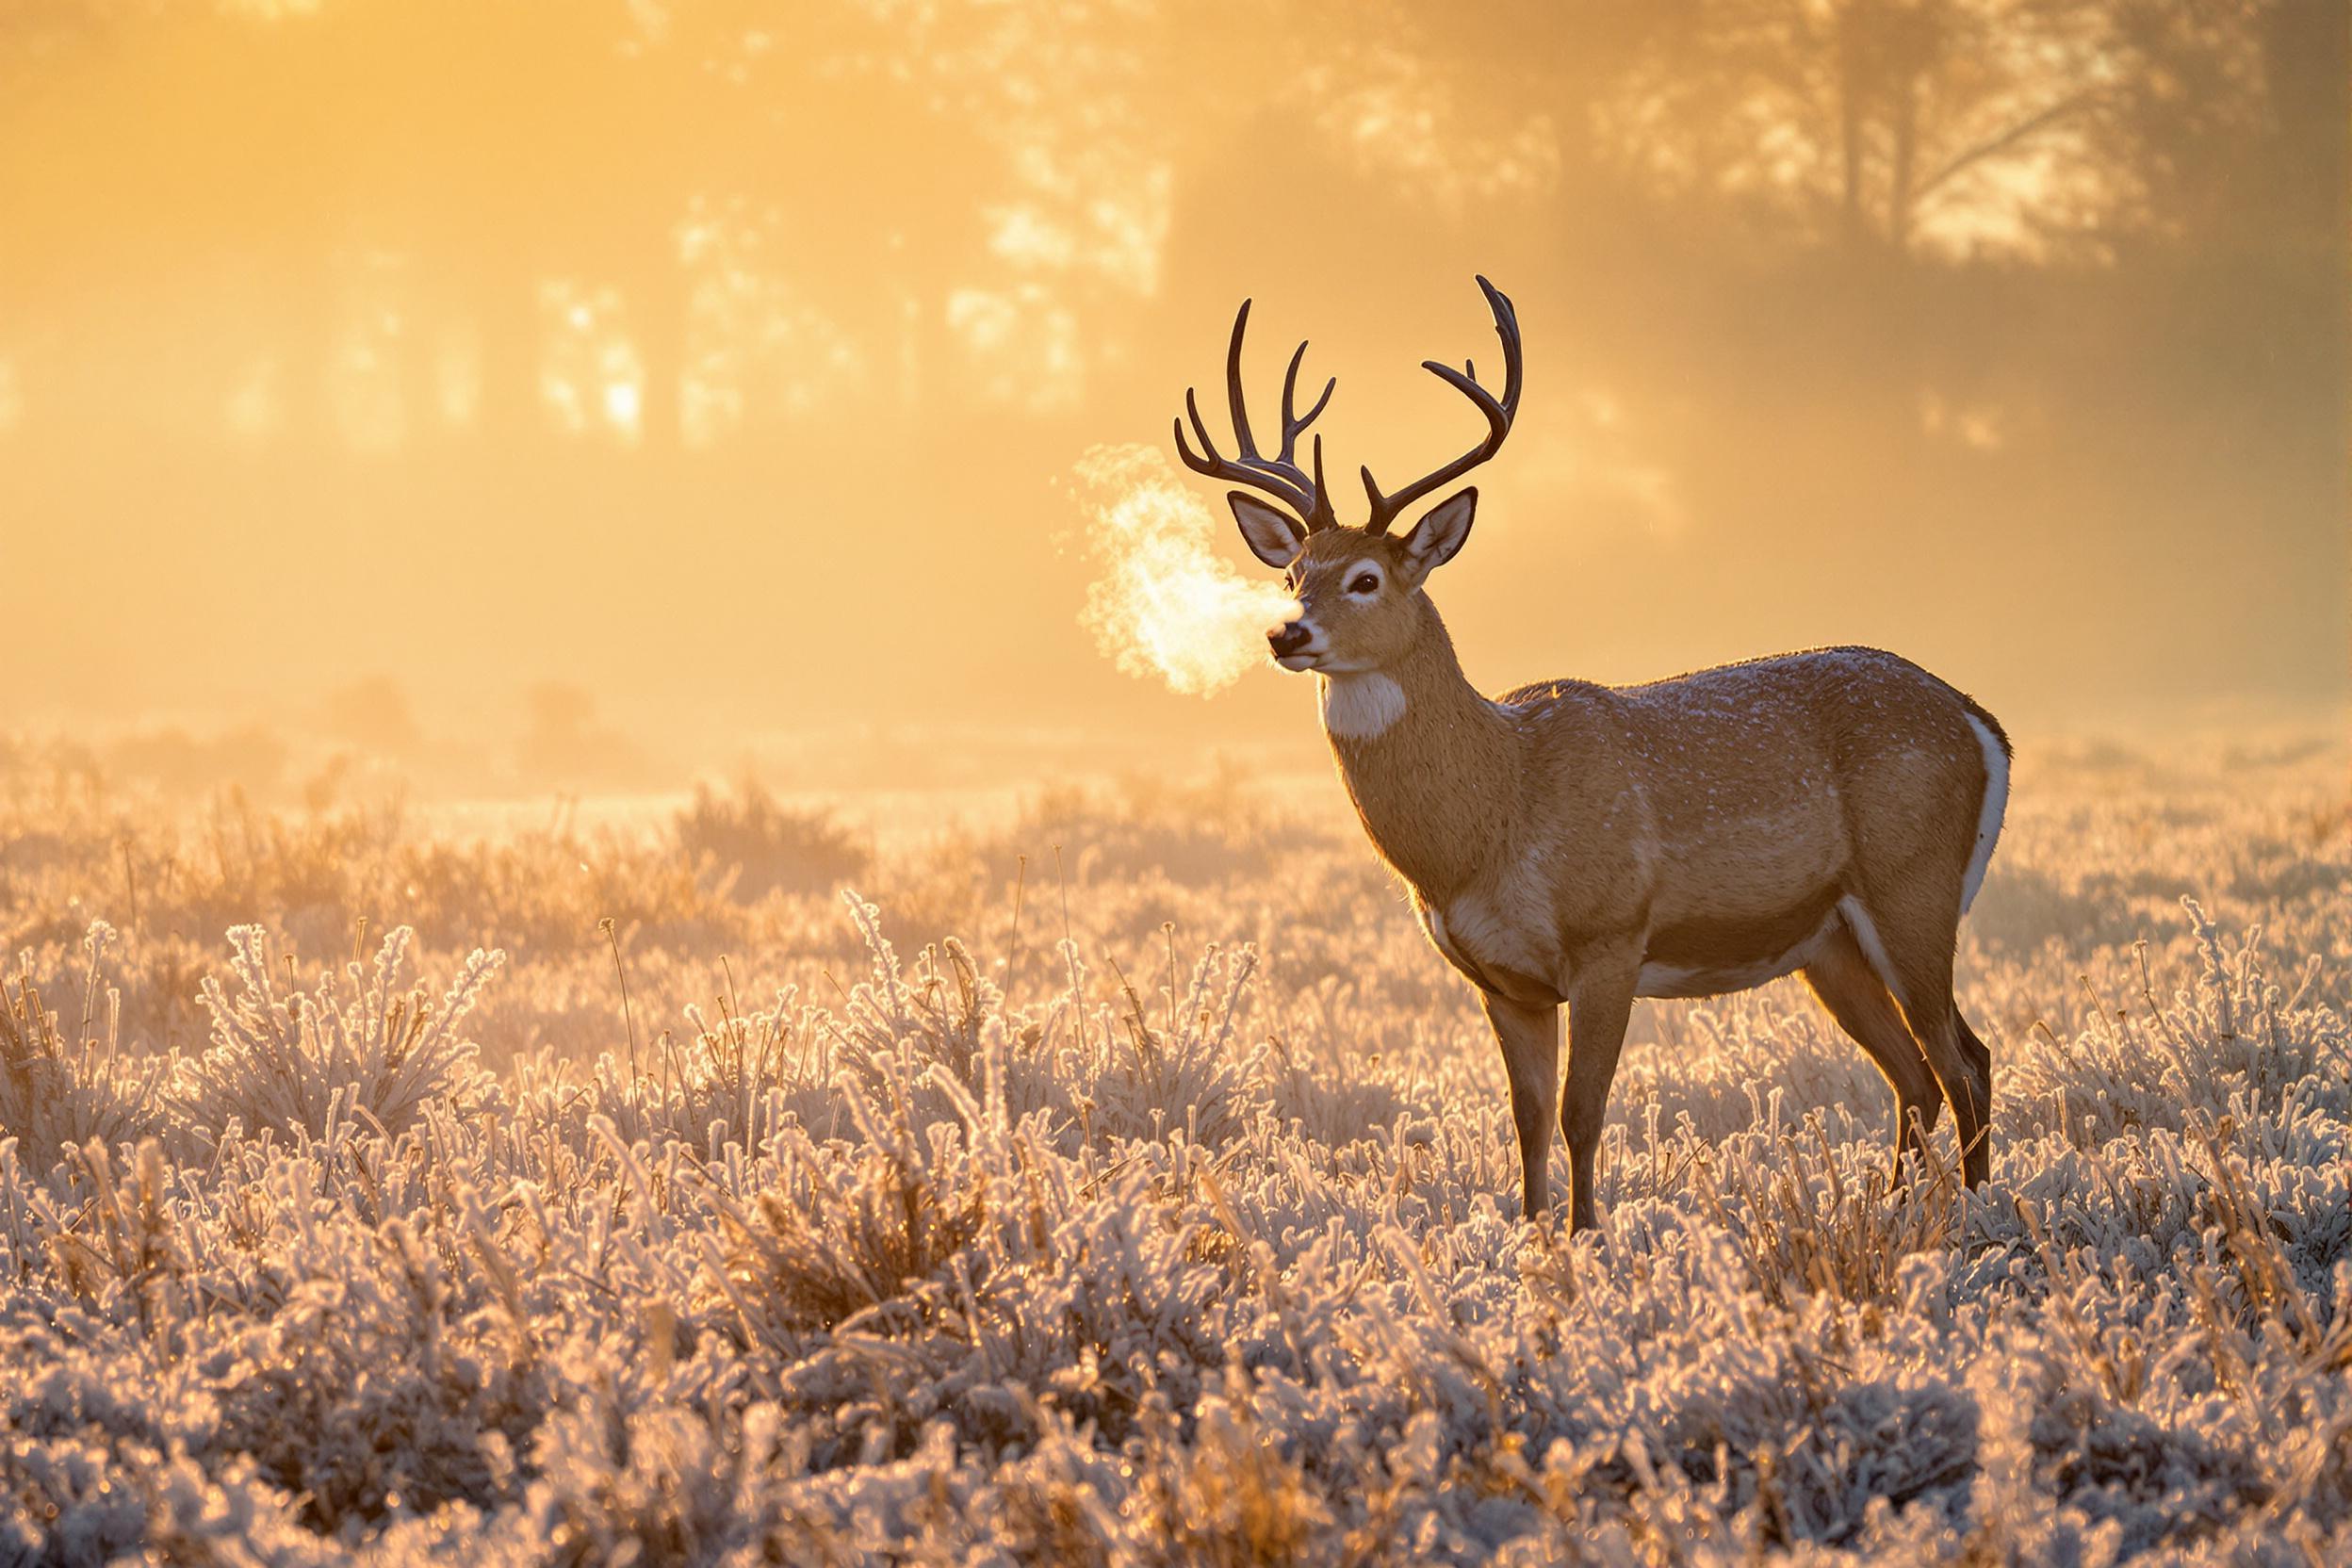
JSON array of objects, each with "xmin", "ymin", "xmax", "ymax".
[{"xmin": 1267, "ymin": 622, "xmax": 1313, "ymax": 657}]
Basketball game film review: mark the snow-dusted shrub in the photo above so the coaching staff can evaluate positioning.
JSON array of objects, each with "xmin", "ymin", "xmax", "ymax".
[
  {"xmin": 674, "ymin": 777, "xmax": 868, "ymax": 901},
  {"xmin": 715, "ymin": 1106, "xmax": 988, "ymax": 1340},
  {"xmin": 642, "ymin": 980, "xmax": 827, "ymax": 1153},
  {"xmin": 1077, "ymin": 939, "xmax": 1269, "ymax": 1151},
  {"xmin": 0, "ymin": 1415, "xmax": 154, "ymax": 1567},
  {"xmin": 179, "ymin": 924, "xmax": 503, "ymax": 1147},
  {"xmin": 825, "ymin": 891, "xmax": 1271, "ymax": 1153},
  {"xmin": 1122, "ymin": 1367, "xmax": 1339, "ymax": 1564},
  {"xmin": 997, "ymin": 771, "xmax": 1282, "ymax": 887},
  {"xmin": 0, "ymin": 922, "xmax": 168, "ymax": 1175}
]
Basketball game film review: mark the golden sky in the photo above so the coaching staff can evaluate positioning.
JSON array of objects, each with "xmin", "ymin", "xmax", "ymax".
[{"xmin": 1, "ymin": 0, "xmax": 2343, "ymax": 794}]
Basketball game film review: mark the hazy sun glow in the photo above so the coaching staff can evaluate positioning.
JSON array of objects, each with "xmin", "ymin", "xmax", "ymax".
[{"xmin": 0, "ymin": 0, "xmax": 2337, "ymax": 794}]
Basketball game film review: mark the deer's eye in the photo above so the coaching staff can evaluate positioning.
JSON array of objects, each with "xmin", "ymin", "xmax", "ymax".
[{"xmin": 1348, "ymin": 571, "xmax": 1380, "ymax": 595}]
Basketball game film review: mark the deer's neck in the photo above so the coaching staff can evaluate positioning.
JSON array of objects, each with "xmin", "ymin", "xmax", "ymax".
[{"xmin": 1320, "ymin": 598, "xmax": 1519, "ymax": 901}]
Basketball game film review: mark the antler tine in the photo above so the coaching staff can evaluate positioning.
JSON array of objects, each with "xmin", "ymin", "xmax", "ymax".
[
  {"xmin": 1360, "ymin": 275, "xmax": 1525, "ymax": 534},
  {"xmin": 1275, "ymin": 340, "xmax": 1338, "ymax": 466},
  {"xmin": 1176, "ymin": 388, "xmax": 1217, "ymax": 464},
  {"xmin": 1171, "ymin": 413, "xmax": 1214, "ymax": 472},
  {"xmin": 1480, "ymin": 272, "xmax": 1525, "ymax": 412},
  {"xmin": 1169, "ymin": 297, "xmax": 1340, "ymax": 532},
  {"xmin": 1177, "ymin": 390, "xmax": 1263, "ymax": 498},
  {"xmin": 1224, "ymin": 301, "xmax": 1261, "ymax": 459},
  {"xmin": 1176, "ymin": 399, "xmax": 1314, "ymax": 518}
]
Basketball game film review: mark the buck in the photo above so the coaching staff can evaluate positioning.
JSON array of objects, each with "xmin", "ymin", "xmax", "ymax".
[{"xmin": 1171, "ymin": 277, "xmax": 2010, "ymax": 1232}]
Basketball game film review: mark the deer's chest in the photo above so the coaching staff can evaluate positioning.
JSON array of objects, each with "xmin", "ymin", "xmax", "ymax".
[{"xmin": 1413, "ymin": 873, "xmax": 1566, "ymax": 1008}]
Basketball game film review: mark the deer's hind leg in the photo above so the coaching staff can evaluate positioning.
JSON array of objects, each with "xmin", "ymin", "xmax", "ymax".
[
  {"xmin": 1842, "ymin": 891, "xmax": 1992, "ymax": 1188},
  {"xmin": 1955, "ymin": 1005, "xmax": 1993, "ymax": 1101},
  {"xmin": 1803, "ymin": 920, "xmax": 1942, "ymax": 1182}
]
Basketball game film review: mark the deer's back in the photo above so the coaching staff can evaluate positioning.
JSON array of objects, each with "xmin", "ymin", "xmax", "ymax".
[{"xmin": 1506, "ymin": 645, "xmax": 1997, "ymax": 930}]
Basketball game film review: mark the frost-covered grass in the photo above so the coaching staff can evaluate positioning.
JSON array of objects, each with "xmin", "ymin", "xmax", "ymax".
[{"xmin": 0, "ymin": 744, "xmax": 2346, "ymax": 1564}]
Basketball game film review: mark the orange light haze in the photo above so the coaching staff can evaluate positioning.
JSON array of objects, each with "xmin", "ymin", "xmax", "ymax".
[{"xmin": 1, "ymin": 1, "xmax": 2342, "ymax": 798}]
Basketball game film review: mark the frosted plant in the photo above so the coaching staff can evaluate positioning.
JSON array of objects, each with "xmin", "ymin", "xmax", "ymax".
[
  {"xmin": 180, "ymin": 924, "xmax": 504, "ymax": 1146},
  {"xmin": 0, "ymin": 921, "xmax": 168, "ymax": 1175},
  {"xmin": 1075, "ymin": 939, "xmax": 1269, "ymax": 1149},
  {"xmin": 710, "ymin": 1105, "xmax": 988, "ymax": 1343}
]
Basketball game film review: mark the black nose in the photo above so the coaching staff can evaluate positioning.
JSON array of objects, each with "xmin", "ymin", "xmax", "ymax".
[{"xmin": 1267, "ymin": 623, "xmax": 1312, "ymax": 657}]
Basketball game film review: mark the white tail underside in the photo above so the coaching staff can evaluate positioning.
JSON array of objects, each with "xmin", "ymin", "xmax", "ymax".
[{"xmin": 1960, "ymin": 712, "xmax": 2009, "ymax": 914}]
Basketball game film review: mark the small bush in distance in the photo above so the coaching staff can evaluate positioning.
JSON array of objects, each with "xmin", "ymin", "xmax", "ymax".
[{"xmin": 675, "ymin": 776, "xmax": 868, "ymax": 901}]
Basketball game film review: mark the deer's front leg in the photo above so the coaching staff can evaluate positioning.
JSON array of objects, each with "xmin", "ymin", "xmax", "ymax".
[
  {"xmin": 1561, "ymin": 951, "xmax": 1638, "ymax": 1233},
  {"xmin": 1480, "ymin": 991, "xmax": 1560, "ymax": 1219}
]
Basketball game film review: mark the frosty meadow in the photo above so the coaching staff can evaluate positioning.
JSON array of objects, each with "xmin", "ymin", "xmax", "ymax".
[
  {"xmin": 0, "ymin": 748, "xmax": 2345, "ymax": 1562},
  {"xmin": 1173, "ymin": 278, "xmax": 2014, "ymax": 1231},
  {"xmin": 3, "ymin": 0, "xmax": 2342, "ymax": 1560}
]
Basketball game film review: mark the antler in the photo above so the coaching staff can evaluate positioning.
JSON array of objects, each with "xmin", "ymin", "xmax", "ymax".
[
  {"xmin": 1173, "ymin": 299, "xmax": 1341, "ymax": 532},
  {"xmin": 1359, "ymin": 275, "xmax": 1522, "ymax": 535}
]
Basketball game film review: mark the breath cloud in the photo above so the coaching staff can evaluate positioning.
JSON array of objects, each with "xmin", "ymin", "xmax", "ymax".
[{"xmin": 1071, "ymin": 445, "xmax": 1298, "ymax": 697}]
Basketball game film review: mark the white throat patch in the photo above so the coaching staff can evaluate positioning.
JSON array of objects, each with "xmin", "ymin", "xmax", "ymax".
[{"xmin": 1319, "ymin": 672, "xmax": 1406, "ymax": 740}]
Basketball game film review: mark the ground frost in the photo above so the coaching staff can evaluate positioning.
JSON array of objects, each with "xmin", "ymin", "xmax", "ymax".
[{"xmin": 0, "ymin": 755, "xmax": 2345, "ymax": 1562}]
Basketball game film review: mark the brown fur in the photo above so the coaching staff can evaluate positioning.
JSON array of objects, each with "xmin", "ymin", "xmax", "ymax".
[{"xmin": 1275, "ymin": 525, "xmax": 2008, "ymax": 1231}]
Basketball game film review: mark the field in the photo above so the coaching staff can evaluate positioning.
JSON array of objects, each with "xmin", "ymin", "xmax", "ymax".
[{"xmin": 0, "ymin": 740, "xmax": 2346, "ymax": 1565}]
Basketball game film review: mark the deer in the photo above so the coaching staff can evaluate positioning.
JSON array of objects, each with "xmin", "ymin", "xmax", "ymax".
[{"xmin": 1170, "ymin": 277, "xmax": 2010, "ymax": 1233}]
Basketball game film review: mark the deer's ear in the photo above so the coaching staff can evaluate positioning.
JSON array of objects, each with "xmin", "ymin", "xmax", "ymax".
[
  {"xmin": 1229, "ymin": 492, "xmax": 1305, "ymax": 569},
  {"xmin": 1401, "ymin": 487, "xmax": 1476, "ymax": 576}
]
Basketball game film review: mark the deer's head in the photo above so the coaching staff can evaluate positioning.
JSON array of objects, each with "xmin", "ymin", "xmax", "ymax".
[{"xmin": 1171, "ymin": 277, "xmax": 1521, "ymax": 676}]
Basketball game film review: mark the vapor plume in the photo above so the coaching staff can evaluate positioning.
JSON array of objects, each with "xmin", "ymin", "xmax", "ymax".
[{"xmin": 1071, "ymin": 445, "xmax": 1299, "ymax": 696}]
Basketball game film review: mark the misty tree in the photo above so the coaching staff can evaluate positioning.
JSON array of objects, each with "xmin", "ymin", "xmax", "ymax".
[
  {"xmin": 0, "ymin": 0, "xmax": 2337, "ymax": 724},
  {"xmin": 1584, "ymin": 0, "xmax": 2271, "ymax": 261}
]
